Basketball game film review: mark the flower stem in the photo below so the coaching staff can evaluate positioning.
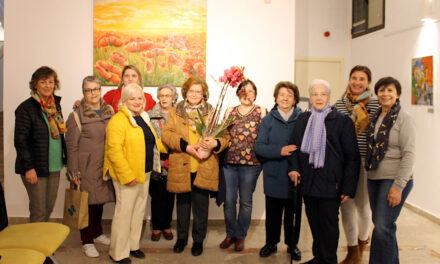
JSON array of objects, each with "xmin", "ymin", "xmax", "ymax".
[{"xmin": 206, "ymin": 80, "xmax": 230, "ymax": 136}]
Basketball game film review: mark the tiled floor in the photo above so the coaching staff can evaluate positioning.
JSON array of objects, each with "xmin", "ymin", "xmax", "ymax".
[{"xmin": 42, "ymin": 205, "xmax": 440, "ymax": 264}]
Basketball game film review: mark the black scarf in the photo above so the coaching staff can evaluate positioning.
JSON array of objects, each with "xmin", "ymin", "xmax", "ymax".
[{"xmin": 365, "ymin": 100, "xmax": 401, "ymax": 170}]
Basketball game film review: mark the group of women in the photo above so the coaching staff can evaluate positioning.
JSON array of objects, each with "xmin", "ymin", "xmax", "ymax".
[{"xmin": 14, "ymin": 64, "xmax": 414, "ymax": 264}]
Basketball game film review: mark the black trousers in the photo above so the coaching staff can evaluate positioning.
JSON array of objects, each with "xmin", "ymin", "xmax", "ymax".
[
  {"xmin": 149, "ymin": 177, "xmax": 175, "ymax": 230},
  {"xmin": 265, "ymin": 194, "xmax": 302, "ymax": 246},
  {"xmin": 80, "ymin": 204, "xmax": 104, "ymax": 244},
  {"xmin": 176, "ymin": 173, "xmax": 210, "ymax": 243},
  {"xmin": 304, "ymin": 196, "xmax": 341, "ymax": 264}
]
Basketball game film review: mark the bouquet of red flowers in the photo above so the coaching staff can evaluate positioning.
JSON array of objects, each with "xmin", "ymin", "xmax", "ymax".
[{"xmin": 191, "ymin": 66, "xmax": 245, "ymax": 159}]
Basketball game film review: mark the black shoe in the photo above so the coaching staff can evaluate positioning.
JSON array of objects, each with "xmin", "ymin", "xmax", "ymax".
[
  {"xmin": 129, "ymin": 249, "xmax": 145, "ymax": 259},
  {"xmin": 173, "ymin": 239, "xmax": 187, "ymax": 253},
  {"xmin": 191, "ymin": 242, "xmax": 203, "ymax": 256},
  {"xmin": 301, "ymin": 258, "xmax": 318, "ymax": 264},
  {"xmin": 109, "ymin": 255, "xmax": 132, "ymax": 264},
  {"xmin": 259, "ymin": 244, "xmax": 277, "ymax": 257},
  {"xmin": 288, "ymin": 245, "xmax": 302, "ymax": 261}
]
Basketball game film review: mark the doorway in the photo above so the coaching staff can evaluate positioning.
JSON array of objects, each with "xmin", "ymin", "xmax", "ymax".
[{"xmin": 295, "ymin": 57, "xmax": 345, "ymax": 105}]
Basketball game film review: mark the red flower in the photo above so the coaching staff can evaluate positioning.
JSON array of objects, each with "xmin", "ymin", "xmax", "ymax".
[
  {"xmin": 219, "ymin": 66, "xmax": 245, "ymax": 87},
  {"xmin": 183, "ymin": 58, "xmax": 206, "ymax": 78}
]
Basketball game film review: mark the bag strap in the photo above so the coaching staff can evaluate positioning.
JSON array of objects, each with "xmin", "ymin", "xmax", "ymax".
[
  {"xmin": 326, "ymin": 138, "xmax": 342, "ymax": 162},
  {"xmin": 73, "ymin": 111, "xmax": 82, "ymax": 132}
]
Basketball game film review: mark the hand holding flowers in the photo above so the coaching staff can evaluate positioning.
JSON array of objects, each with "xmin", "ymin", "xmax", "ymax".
[{"xmin": 191, "ymin": 66, "xmax": 245, "ymax": 159}]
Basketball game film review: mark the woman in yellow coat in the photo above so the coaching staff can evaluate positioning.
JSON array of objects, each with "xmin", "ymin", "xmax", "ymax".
[
  {"xmin": 103, "ymin": 83, "xmax": 165, "ymax": 264},
  {"xmin": 162, "ymin": 76, "xmax": 229, "ymax": 256}
]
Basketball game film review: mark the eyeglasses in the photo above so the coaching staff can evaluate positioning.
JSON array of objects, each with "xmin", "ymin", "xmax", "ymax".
[
  {"xmin": 187, "ymin": 89, "xmax": 203, "ymax": 95},
  {"xmin": 278, "ymin": 93, "xmax": 294, "ymax": 98},
  {"xmin": 84, "ymin": 88, "xmax": 101, "ymax": 94},
  {"xmin": 158, "ymin": 94, "xmax": 173, "ymax": 99}
]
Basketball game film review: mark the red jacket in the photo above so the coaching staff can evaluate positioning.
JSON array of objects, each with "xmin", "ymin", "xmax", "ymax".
[{"xmin": 103, "ymin": 88, "xmax": 156, "ymax": 113}]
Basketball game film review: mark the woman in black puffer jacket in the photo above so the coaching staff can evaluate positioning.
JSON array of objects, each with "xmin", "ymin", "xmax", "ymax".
[{"xmin": 14, "ymin": 66, "xmax": 67, "ymax": 223}]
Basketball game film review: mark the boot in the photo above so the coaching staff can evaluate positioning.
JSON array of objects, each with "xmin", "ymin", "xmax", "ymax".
[
  {"xmin": 358, "ymin": 238, "xmax": 369, "ymax": 259},
  {"xmin": 338, "ymin": 245, "xmax": 360, "ymax": 264}
]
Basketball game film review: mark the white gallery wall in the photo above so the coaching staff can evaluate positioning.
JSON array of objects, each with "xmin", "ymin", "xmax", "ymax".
[
  {"xmin": 3, "ymin": 0, "xmax": 295, "ymax": 219},
  {"xmin": 295, "ymin": 0, "xmax": 351, "ymax": 78},
  {"xmin": 350, "ymin": 0, "xmax": 440, "ymax": 218}
]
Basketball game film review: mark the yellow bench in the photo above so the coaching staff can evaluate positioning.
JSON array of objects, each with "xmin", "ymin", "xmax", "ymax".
[
  {"xmin": 0, "ymin": 248, "xmax": 46, "ymax": 264},
  {"xmin": 0, "ymin": 222, "xmax": 70, "ymax": 263}
]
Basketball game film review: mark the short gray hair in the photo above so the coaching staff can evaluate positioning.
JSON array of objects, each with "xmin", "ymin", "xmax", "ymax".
[
  {"xmin": 119, "ymin": 83, "xmax": 146, "ymax": 112},
  {"xmin": 309, "ymin": 79, "xmax": 331, "ymax": 96},
  {"xmin": 82, "ymin": 75, "xmax": 101, "ymax": 91},
  {"xmin": 157, "ymin": 84, "xmax": 179, "ymax": 103}
]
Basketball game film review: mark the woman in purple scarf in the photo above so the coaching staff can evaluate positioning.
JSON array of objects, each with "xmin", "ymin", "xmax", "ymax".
[{"xmin": 287, "ymin": 79, "xmax": 360, "ymax": 264}]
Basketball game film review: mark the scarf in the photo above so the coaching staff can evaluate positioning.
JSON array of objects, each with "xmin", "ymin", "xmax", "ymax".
[
  {"xmin": 184, "ymin": 100, "xmax": 204, "ymax": 129},
  {"xmin": 301, "ymin": 104, "xmax": 331, "ymax": 168},
  {"xmin": 364, "ymin": 100, "xmax": 401, "ymax": 170},
  {"xmin": 31, "ymin": 91, "xmax": 67, "ymax": 139},
  {"xmin": 343, "ymin": 88, "xmax": 372, "ymax": 134}
]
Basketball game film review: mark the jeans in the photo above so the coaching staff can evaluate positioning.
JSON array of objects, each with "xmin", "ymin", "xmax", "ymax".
[
  {"xmin": 223, "ymin": 164, "xmax": 261, "ymax": 239},
  {"xmin": 368, "ymin": 179, "xmax": 413, "ymax": 264}
]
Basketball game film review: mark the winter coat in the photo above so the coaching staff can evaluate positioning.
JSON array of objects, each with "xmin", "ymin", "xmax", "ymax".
[
  {"xmin": 15, "ymin": 96, "xmax": 67, "ymax": 177},
  {"xmin": 147, "ymin": 103, "xmax": 170, "ymax": 181},
  {"xmin": 103, "ymin": 88, "xmax": 156, "ymax": 113},
  {"xmin": 161, "ymin": 101, "xmax": 230, "ymax": 193},
  {"xmin": 103, "ymin": 106, "xmax": 166, "ymax": 185},
  {"xmin": 287, "ymin": 108, "xmax": 360, "ymax": 198},
  {"xmin": 254, "ymin": 106, "xmax": 302, "ymax": 199},
  {"xmin": 65, "ymin": 99, "xmax": 115, "ymax": 204}
]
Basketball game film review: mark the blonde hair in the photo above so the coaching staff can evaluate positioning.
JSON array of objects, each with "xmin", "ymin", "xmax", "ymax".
[{"xmin": 119, "ymin": 83, "xmax": 146, "ymax": 112}]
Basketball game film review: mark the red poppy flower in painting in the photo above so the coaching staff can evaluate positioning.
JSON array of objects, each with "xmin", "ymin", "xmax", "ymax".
[
  {"xmin": 94, "ymin": 60, "xmax": 122, "ymax": 84},
  {"xmin": 110, "ymin": 51, "xmax": 128, "ymax": 67},
  {"xmin": 183, "ymin": 58, "xmax": 206, "ymax": 78},
  {"xmin": 168, "ymin": 52, "xmax": 184, "ymax": 67},
  {"xmin": 97, "ymin": 33, "xmax": 123, "ymax": 47},
  {"xmin": 145, "ymin": 60, "xmax": 154, "ymax": 74}
]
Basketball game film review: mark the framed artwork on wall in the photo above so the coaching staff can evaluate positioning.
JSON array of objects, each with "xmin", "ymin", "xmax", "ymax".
[
  {"xmin": 93, "ymin": 0, "xmax": 207, "ymax": 87},
  {"xmin": 411, "ymin": 55, "xmax": 433, "ymax": 105}
]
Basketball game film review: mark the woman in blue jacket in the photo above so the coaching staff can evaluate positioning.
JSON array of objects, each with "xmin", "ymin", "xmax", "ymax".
[
  {"xmin": 288, "ymin": 79, "xmax": 360, "ymax": 264},
  {"xmin": 255, "ymin": 81, "xmax": 302, "ymax": 260}
]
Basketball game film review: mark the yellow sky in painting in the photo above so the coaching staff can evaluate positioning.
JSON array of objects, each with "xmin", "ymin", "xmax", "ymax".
[{"xmin": 94, "ymin": 0, "xmax": 206, "ymax": 35}]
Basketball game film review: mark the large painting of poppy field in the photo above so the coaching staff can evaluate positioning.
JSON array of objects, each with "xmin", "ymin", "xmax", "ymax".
[{"xmin": 93, "ymin": 0, "xmax": 207, "ymax": 87}]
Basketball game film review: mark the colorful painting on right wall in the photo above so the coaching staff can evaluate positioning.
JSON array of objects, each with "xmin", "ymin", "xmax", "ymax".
[{"xmin": 411, "ymin": 55, "xmax": 433, "ymax": 105}]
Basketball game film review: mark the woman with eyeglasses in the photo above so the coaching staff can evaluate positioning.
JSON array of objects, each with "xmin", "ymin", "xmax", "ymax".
[
  {"xmin": 65, "ymin": 76, "xmax": 115, "ymax": 258},
  {"xmin": 147, "ymin": 84, "xmax": 179, "ymax": 242}
]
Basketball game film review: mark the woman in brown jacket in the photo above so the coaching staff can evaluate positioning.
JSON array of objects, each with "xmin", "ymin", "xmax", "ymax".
[
  {"xmin": 162, "ymin": 76, "xmax": 229, "ymax": 257},
  {"xmin": 65, "ymin": 76, "xmax": 115, "ymax": 258}
]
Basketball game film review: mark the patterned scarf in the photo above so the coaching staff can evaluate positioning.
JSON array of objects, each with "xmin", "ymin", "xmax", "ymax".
[
  {"xmin": 31, "ymin": 91, "xmax": 67, "ymax": 139},
  {"xmin": 343, "ymin": 88, "xmax": 372, "ymax": 134},
  {"xmin": 184, "ymin": 100, "xmax": 204, "ymax": 129},
  {"xmin": 301, "ymin": 104, "xmax": 332, "ymax": 168},
  {"xmin": 364, "ymin": 100, "xmax": 401, "ymax": 170}
]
